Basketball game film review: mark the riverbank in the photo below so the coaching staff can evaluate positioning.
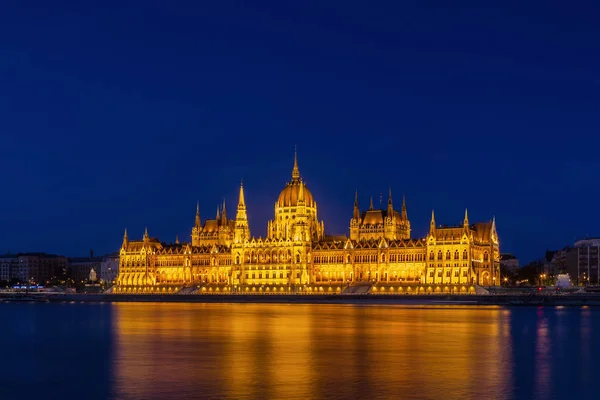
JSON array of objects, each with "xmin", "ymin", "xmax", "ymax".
[{"xmin": 3, "ymin": 292, "xmax": 600, "ymax": 306}]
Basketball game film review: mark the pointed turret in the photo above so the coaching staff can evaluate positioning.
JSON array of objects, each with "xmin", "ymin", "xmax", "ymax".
[
  {"xmin": 122, "ymin": 228, "xmax": 128, "ymax": 249},
  {"xmin": 353, "ymin": 190, "xmax": 360, "ymax": 220},
  {"xmin": 175, "ymin": 235, "xmax": 179, "ymax": 244},
  {"xmin": 234, "ymin": 182, "xmax": 250, "ymax": 243},
  {"xmin": 216, "ymin": 205, "xmax": 221, "ymax": 221},
  {"xmin": 221, "ymin": 199, "xmax": 227, "ymax": 224},
  {"xmin": 298, "ymin": 181, "xmax": 305, "ymax": 204},
  {"xmin": 369, "ymin": 196, "xmax": 374, "ymax": 210},
  {"xmin": 238, "ymin": 181, "xmax": 246, "ymax": 209},
  {"xmin": 429, "ymin": 210, "xmax": 436, "ymax": 233},
  {"xmin": 463, "ymin": 208, "xmax": 469, "ymax": 228},
  {"xmin": 292, "ymin": 146, "xmax": 300, "ymax": 181},
  {"xmin": 387, "ymin": 187, "xmax": 393, "ymax": 213},
  {"xmin": 401, "ymin": 194, "xmax": 408, "ymax": 220},
  {"xmin": 143, "ymin": 227, "xmax": 149, "ymax": 242},
  {"xmin": 195, "ymin": 201, "xmax": 201, "ymax": 228}
]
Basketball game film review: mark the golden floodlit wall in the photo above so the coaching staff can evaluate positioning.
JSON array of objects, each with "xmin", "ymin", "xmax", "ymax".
[{"xmin": 115, "ymin": 153, "xmax": 500, "ymax": 293}]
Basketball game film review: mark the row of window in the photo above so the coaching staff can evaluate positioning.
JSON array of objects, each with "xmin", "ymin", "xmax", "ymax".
[{"xmin": 429, "ymin": 270, "xmax": 469, "ymax": 278}]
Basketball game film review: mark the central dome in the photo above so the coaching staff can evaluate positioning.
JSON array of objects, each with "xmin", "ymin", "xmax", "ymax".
[
  {"xmin": 277, "ymin": 180, "xmax": 315, "ymax": 208},
  {"xmin": 276, "ymin": 150, "xmax": 316, "ymax": 208}
]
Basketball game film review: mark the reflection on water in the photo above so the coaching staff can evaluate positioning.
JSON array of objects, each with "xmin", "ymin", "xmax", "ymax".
[
  {"xmin": 1, "ymin": 303, "xmax": 599, "ymax": 400},
  {"xmin": 111, "ymin": 304, "xmax": 514, "ymax": 400}
]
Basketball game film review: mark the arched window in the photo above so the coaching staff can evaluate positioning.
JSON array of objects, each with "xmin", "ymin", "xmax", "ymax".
[
  {"xmin": 235, "ymin": 254, "xmax": 240, "ymax": 265},
  {"xmin": 381, "ymin": 254, "xmax": 386, "ymax": 263},
  {"xmin": 483, "ymin": 252, "xmax": 489, "ymax": 261},
  {"xmin": 463, "ymin": 250, "xmax": 468, "ymax": 260},
  {"xmin": 429, "ymin": 251, "xmax": 434, "ymax": 261},
  {"xmin": 454, "ymin": 250, "xmax": 459, "ymax": 260},
  {"xmin": 296, "ymin": 254, "xmax": 300, "ymax": 263},
  {"xmin": 446, "ymin": 250, "xmax": 451, "ymax": 260},
  {"xmin": 437, "ymin": 250, "xmax": 443, "ymax": 261},
  {"xmin": 346, "ymin": 254, "xmax": 351, "ymax": 263}
]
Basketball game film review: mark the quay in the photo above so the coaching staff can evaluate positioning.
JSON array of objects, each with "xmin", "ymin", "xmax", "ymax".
[{"xmin": 3, "ymin": 292, "xmax": 600, "ymax": 306}]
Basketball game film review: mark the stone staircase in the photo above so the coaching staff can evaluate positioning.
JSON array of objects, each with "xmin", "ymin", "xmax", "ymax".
[{"xmin": 342, "ymin": 282, "xmax": 373, "ymax": 294}]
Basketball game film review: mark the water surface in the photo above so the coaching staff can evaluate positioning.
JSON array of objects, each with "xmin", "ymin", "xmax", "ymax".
[{"xmin": 0, "ymin": 303, "xmax": 597, "ymax": 399}]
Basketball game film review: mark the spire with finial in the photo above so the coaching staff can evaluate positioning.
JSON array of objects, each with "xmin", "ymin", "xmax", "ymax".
[
  {"xmin": 463, "ymin": 208, "xmax": 469, "ymax": 228},
  {"xmin": 216, "ymin": 205, "xmax": 220, "ymax": 220},
  {"xmin": 387, "ymin": 187, "xmax": 393, "ymax": 213},
  {"xmin": 369, "ymin": 196, "xmax": 374, "ymax": 210},
  {"xmin": 429, "ymin": 210, "xmax": 436, "ymax": 233},
  {"xmin": 234, "ymin": 180, "xmax": 250, "ymax": 242},
  {"xmin": 237, "ymin": 181, "xmax": 246, "ymax": 209},
  {"xmin": 221, "ymin": 199, "xmax": 227, "ymax": 224},
  {"xmin": 353, "ymin": 190, "xmax": 360, "ymax": 220},
  {"xmin": 401, "ymin": 194, "xmax": 407, "ymax": 220},
  {"xmin": 292, "ymin": 146, "xmax": 300, "ymax": 181},
  {"xmin": 175, "ymin": 235, "xmax": 179, "ymax": 244},
  {"xmin": 195, "ymin": 201, "xmax": 201, "ymax": 228},
  {"xmin": 122, "ymin": 228, "xmax": 129, "ymax": 248},
  {"xmin": 143, "ymin": 227, "xmax": 149, "ymax": 242}
]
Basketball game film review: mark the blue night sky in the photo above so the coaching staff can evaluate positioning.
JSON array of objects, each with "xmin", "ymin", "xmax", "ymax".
[{"xmin": 0, "ymin": 1, "xmax": 598, "ymax": 263}]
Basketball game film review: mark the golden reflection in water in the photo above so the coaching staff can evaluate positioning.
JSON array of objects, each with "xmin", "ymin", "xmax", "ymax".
[{"xmin": 111, "ymin": 303, "xmax": 513, "ymax": 400}]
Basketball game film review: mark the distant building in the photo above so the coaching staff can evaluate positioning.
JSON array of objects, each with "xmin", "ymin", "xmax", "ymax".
[
  {"xmin": 0, "ymin": 254, "xmax": 19, "ymax": 282},
  {"xmin": 101, "ymin": 253, "xmax": 119, "ymax": 284},
  {"xmin": 570, "ymin": 238, "xmax": 600, "ymax": 286},
  {"xmin": 0, "ymin": 253, "xmax": 67, "ymax": 284},
  {"xmin": 68, "ymin": 250, "xmax": 103, "ymax": 284},
  {"xmin": 500, "ymin": 253, "xmax": 519, "ymax": 273}
]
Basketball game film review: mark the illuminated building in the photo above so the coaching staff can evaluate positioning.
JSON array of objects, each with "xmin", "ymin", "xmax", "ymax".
[{"xmin": 115, "ymin": 152, "xmax": 500, "ymax": 294}]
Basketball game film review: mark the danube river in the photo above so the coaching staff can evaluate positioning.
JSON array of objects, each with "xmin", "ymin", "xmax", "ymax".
[{"xmin": 1, "ymin": 303, "xmax": 598, "ymax": 400}]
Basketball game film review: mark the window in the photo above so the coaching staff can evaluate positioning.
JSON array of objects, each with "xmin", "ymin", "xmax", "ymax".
[
  {"xmin": 437, "ymin": 251, "xmax": 443, "ymax": 261},
  {"xmin": 446, "ymin": 251, "xmax": 451, "ymax": 260},
  {"xmin": 446, "ymin": 270, "xmax": 451, "ymax": 277},
  {"xmin": 454, "ymin": 250, "xmax": 459, "ymax": 260},
  {"xmin": 381, "ymin": 254, "xmax": 386, "ymax": 263},
  {"xmin": 463, "ymin": 250, "xmax": 468, "ymax": 260},
  {"xmin": 429, "ymin": 251, "xmax": 434, "ymax": 261},
  {"xmin": 484, "ymin": 252, "xmax": 489, "ymax": 261}
]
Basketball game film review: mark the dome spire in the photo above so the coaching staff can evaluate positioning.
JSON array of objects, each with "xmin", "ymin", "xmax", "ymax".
[{"xmin": 292, "ymin": 145, "xmax": 300, "ymax": 180}]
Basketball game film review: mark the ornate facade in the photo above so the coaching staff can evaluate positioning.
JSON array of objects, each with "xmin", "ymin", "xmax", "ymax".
[{"xmin": 115, "ymin": 153, "xmax": 500, "ymax": 294}]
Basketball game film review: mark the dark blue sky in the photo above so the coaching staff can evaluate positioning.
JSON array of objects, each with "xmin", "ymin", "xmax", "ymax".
[{"xmin": 1, "ymin": 1, "xmax": 598, "ymax": 262}]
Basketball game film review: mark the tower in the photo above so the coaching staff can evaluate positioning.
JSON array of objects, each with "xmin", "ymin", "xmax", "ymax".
[
  {"xmin": 191, "ymin": 202, "xmax": 203, "ymax": 246},
  {"xmin": 234, "ymin": 182, "xmax": 250, "ymax": 243}
]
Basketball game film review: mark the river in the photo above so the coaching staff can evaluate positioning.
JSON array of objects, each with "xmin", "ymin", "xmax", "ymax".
[{"xmin": 0, "ymin": 303, "xmax": 597, "ymax": 399}]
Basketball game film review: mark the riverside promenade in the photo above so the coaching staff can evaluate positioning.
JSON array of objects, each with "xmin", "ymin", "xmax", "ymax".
[{"xmin": 3, "ymin": 292, "xmax": 600, "ymax": 306}]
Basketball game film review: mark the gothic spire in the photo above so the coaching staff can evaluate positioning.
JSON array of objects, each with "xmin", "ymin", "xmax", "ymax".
[
  {"xmin": 221, "ymin": 199, "xmax": 227, "ymax": 224},
  {"xmin": 369, "ymin": 196, "xmax": 374, "ymax": 210},
  {"xmin": 292, "ymin": 146, "xmax": 300, "ymax": 181},
  {"xmin": 464, "ymin": 208, "xmax": 469, "ymax": 228},
  {"xmin": 122, "ymin": 228, "xmax": 128, "ymax": 248},
  {"xmin": 401, "ymin": 194, "xmax": 408, "ymax": 219},
  {"xmin": 143, "ymin": 227, "xmax": 149, "ymax": 242},
  {"xmin": 237, "ymin": 181, "xmax": 246, "ymax": 209},
  {"xmin": 353, "ymin": 190, "xmax": 360, "ymax": 220},
  {"xmin": 430, "ymin": 210, "xmax": 436, "ymax": 232},
  {"xmin": 175, "ymin": 235, "xmax": 179, "ymax": 244},
  {"xmin": 387, "ymin": 187, "xmax": 393, "ymax": 213},
  {"xmin": 195, "ymin": 201, "xmax": 201, "ymax": 228},
  {"xmin": 216, "ymin": 205, "xmax": 220, "ymax": 220}
]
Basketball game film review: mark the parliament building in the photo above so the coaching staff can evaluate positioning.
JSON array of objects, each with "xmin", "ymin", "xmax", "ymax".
[{"xmin": 115, "ymin": 153, "xmax": 500, "ymax": 294}]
